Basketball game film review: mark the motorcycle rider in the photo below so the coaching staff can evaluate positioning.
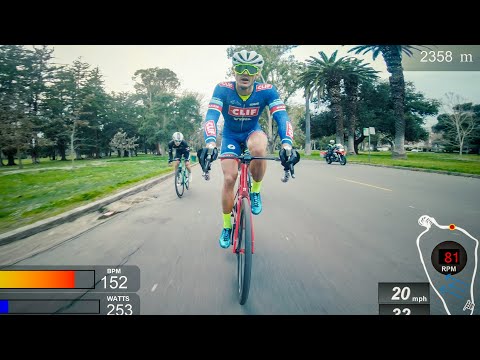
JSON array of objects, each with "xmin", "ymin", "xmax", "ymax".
[{"xmin": 326, "ymin": 139, "xmax": 335, "ymax": 159}]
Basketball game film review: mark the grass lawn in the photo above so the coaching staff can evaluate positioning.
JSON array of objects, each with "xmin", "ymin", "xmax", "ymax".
[
  {"xmin": 300, "ymin": 150, "xmax": 480, "ymax": 175},
  {"xmin": 2, "ymin": 151, "xmax": 478, "ymax": 235},
  {"xmin": 0, "ymin": 155, "xmax": 178, "ymax": 234}
]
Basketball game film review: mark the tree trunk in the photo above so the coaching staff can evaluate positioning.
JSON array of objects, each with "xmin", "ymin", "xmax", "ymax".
[
  {"xmin": 344, "ymin": 79, "xmax": 360, "ymax": 156},
  {"xmin": 260, "ymin": 74, "xmax": 274, "ymax": 153},
  {"xmin": 95, "ymin": 128, "xmax": 100, "ymax": 158},
  {"xmin": 304, "ymin": 91, "xmax": 311, "ymax": 155},
  {"xmin": 71, "ymin": 120, "xmax": 76, "ymax": 168},
  {"xmin": 7, "ymin": 155, "xmax": 15, "ymax": 166},
  {"xmin": 381, "ymin": 47, "xmax": 407, "ymax": 159},
  {"xmin": 346, "ymin": 92, "xmax": 358, "ymax": 156},
  {"xmin": 59, "ymin": 144, "xmax": 67, "ymax": 161},
  {"xmin": 4, "ymin": 147, "xmax": 17, "ymax": 166},
  {"xmin": 328, "ymin": 85, "xmax": 344, "ymax": 145},
  {"xmin": 390, "ymin": 69, "xmax": 406, "ymax": 159}
]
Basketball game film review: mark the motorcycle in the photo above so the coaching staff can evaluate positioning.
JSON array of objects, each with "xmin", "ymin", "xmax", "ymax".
[{"xmin": 325, "ymin": 145, "xmax": 347, "ymax": 165}]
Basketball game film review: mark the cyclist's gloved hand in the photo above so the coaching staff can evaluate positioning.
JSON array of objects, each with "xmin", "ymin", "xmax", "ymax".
[
  {"xmin": 198, "ymin": 145, "xmax": 218, "ymax": 172},
  {"xmin": 279, "ymin": 146, "xmax": 300, "ymax": 171}
]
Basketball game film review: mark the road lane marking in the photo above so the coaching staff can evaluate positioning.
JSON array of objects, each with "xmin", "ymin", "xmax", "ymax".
[
  {"xmin": 151, "ymin": 283, "xmax": 158, "ymax": 292},
  {"xmin": 337, "ymin": 178, "xmax": 393, "ymax": 191}
]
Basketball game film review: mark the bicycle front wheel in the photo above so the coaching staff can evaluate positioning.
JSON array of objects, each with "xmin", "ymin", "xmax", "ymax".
[
  {"xmin": 175, "ymin": 168, "xmax": 185, "ymax": 197},
  {"xmin": 185, "ymin": 169, "xmax": 190, "ymax": 190},
  {"xmin": 236, "ymin": 197, "xmax": 252, "ymax": 305}
]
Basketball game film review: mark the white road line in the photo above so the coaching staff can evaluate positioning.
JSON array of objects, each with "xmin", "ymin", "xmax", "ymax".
[
  {"xmin": 151, "ymin": 283, "xmax": 158, "ymax": 292},
  {"xmin": 337, "ymin": 178, "xmax": 393, "ymax": 191}
]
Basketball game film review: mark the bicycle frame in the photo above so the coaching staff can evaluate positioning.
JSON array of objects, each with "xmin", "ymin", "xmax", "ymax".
[
  {"xmin": 220, "ymin": 153, "xmax": 281, "ymax": 255},
  {"xmin": 232, "ymin": 158, "xmax": 254, "ymax": 254}
]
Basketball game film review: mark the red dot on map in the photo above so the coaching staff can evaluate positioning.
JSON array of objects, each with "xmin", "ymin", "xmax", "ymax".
[{"xmin": 449, "ymin": 224, "xmax": 456, "ymax": 230}]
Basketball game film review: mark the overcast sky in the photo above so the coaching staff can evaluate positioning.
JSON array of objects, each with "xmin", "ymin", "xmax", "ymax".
[{"xmin": 47, "ymin": 45, "xmax": 480, "ymax": 127}]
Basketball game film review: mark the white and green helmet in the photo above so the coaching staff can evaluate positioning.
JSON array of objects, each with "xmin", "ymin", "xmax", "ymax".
[
  {"xmin": 172, "ymin": 132, "xmax": 184, "ymax": 141},
  {"xmin": 232, "ymin": 50, "xmax": 264, "ymax": 69}
]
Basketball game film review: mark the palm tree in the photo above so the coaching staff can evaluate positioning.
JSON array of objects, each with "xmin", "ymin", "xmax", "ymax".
[
  {"xmin": 297, "ymin": 50, "xmax": 351, "ymax": 149},
  {"xmin": 348, "ymin": 45, "xmax": 427, "ymax": 159},
  {"xmin": 342, "ymin": 58, "xmax": 379, "ymax": 155}
]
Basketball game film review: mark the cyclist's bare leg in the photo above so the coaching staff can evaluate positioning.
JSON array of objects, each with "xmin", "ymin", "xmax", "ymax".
[
  {"xmin": 185, "ymin": 160, "xmax": 192, "ymax": 173},
  {"xmin": 247, "ymin": 131, "xmax": 268, "ymax": 182},
  {"xmin": 174, "ymin": 160, "xmax": 180, "ymax": 172},
  {"xmin": 221, "ymin": 159, "xmax": 239, "ymax": 214}
]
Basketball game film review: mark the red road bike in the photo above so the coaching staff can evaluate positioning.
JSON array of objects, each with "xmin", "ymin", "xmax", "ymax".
[{"xmin": 203, "ymin": 148, "xmax": 295, "ymax": 305}]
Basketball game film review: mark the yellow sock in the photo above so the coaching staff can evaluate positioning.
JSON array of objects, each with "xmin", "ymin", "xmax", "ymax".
[
  {"xmin": 251, "ymin": 180, "xmax": 262, "ymax": 193},
  {"xmin": 223, "ymin": 213, "xmax": 232, "ymax": 229}
]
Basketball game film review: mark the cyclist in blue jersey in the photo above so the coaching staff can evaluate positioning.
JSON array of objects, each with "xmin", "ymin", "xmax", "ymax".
[{"xmin": 198, "ymin": 49, "xmax": 299, "ymax": 249}]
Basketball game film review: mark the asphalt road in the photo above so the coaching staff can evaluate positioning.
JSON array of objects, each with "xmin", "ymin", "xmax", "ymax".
[{"xmin": 1, "ymin": 159, "xmax": 479, "ymax": 315}]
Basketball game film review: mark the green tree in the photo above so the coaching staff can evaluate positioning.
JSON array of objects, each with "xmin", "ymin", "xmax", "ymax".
[
  {"xmin": 357, "ymin": 81, "xmax": 439, "ymax": 152},
  {"xmin": 297, "ymin": 50, "xmax": 351, "ymax": 148},
  {"xmin": 76, "ymin": 66, "xmax": 110, "ymax": 158},
  {"xmin": 432, "ymin": 93, "xmax": 479, "ymax": 155},
  {"xmin": 103, "ymin": 92, "xmax": 142, "ymax": 155},
  {"xmin": 301, "ymin": 80, "xmax": 440, "ymax": 154},
  {"xmin": 0, "ymin": 45, "xmax": 36, "ymax": 168},
  {"xmin": 109, "ymin": 128, "xmax": 139, "ymax": 157},
  {"xmin": 23, "ymin": 45, "xmax": 59, "ymax": 164},
  {"xmin": 342, "ymin": 58, "xmax": 379, "ymax": 155},
  {"xmin": 133, "ymin": 68, "xmax": 181, "ymax": 155},
  {"xmin": 348, "ymin": 45, "xmax": 428, "ymax": 158}
]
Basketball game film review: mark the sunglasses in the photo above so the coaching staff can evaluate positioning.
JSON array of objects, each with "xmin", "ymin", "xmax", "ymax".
[{"xmin": 234, "ymin": 64, "xmax": 260, "ymax": 76}]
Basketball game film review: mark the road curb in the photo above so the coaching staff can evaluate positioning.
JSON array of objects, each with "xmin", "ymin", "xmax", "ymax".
[{"xmin": 0, "ymin": 171, "xmax": 177, "ymax": 246}]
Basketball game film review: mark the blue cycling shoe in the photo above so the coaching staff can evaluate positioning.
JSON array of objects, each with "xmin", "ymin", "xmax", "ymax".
[
  {"xmin": 250, "ymin": 192, "xmax": 262, "ymax": 215},
  {"xmin": 219, "ymin": 228, "xmax": 232, "ymax": 248}
]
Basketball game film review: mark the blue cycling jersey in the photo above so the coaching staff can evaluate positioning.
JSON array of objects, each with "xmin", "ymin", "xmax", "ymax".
[{"xmin": 202, "ymin": 81, "xmax": 294, "ymax": 147}]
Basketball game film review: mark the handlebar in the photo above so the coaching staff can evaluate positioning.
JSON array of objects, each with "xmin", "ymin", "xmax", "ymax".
[{"xmin": 201, "ymin": 152, "xmax": 296, "ymax": 183}]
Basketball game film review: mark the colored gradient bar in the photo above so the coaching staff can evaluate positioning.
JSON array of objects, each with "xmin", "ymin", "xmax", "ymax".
[
  {"xmin": 0, "ymin": 270, "xmax": 75, "ymax": 289},
  {"xmin": 0, "ymin": 300, "xmax": 7, "ymax": 314},
  {"xmin": 0, "ymin": 299, "xmax": 100, "ymax": 314}
]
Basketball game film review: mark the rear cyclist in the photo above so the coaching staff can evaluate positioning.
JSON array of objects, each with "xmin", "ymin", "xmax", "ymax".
[{"xmin": 168, "ymin": 132, "xmax": 192, "ymax": 182}]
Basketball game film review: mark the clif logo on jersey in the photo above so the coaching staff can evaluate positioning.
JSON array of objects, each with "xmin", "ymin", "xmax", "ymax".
[
  {"xmin": 286, "ymin": 121, "xmax": 294, "ymax": 138},
  {"xmin": 219, "ymin": 82, "xmax": 234, "ymax": 90},
  {"xmin": 228, "ymin": 106, "xmax": 260, "ymax": 117},
  {"xmin": 204, "ymin": 120, "xmax": 216, "ymax": 136},
  {"xmin": 256, "ymin": 84, "xmax": 273, "ymax": 91}
]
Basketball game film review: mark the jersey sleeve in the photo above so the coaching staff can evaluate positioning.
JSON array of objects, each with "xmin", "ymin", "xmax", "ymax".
[
  {"xmin": 183, "ymin": 140, "xmax": 190, "ymax": 157},
  {"xmin": 266, "ymin": 85, "xmax": 293, "ymax": 146},
  {"xmin": 168, "ymin": 141, "xmax": 173, "ymax": 161},
  {"xmin": 203, "ymin": 84, "xmax": 225, "ymax": 144}
]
